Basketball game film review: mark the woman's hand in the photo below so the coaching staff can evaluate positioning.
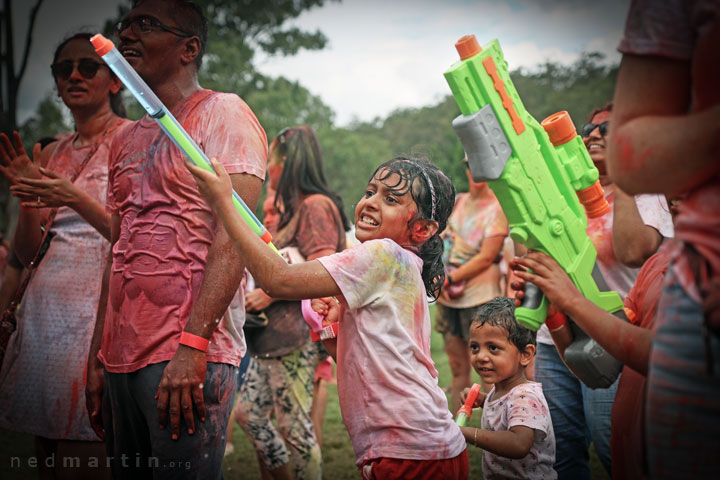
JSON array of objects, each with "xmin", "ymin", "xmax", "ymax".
[
  {"xmin": 245, "ymin": 288, "xmax": 274, "ymax": 312},
  {"xmin": 0, "ymin": 132, "xmax": 42, "ymax": 184},
  {"xmin": 10, "ymin": 167, "xmax": 80, "ymax": 208},
  {"xmin": 184, "ymin": 157, "xmax": 233, "ymax": 211}
]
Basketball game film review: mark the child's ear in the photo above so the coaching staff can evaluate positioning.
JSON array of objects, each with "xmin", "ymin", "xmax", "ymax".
[
  {"xmin": 520, "ymin": 344, "xmax": 536, "ymax": 367},
  {"xmin": 410, "ymin": 220, "xmax": 439, "ymax": 244}
]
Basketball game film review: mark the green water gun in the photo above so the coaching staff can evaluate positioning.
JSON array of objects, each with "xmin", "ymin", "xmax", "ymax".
[{"xmin": 443, "ymin": 35, "xmax": 627, "ymax": 389}]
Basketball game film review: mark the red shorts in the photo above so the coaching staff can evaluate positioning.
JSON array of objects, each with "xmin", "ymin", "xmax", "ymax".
[{"xmin": 361, "ymin": 449, "xmax": 468, "ymax": 480}]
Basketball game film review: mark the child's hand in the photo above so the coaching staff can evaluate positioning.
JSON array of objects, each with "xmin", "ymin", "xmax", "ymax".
[
  {"xmin": 460, "ymin": 386, "xmax": 487, "ymax": 409},
  {"xmin": 512, "ymin": 251, "xmax": 582, "ymax": 313},
  {"xmin": 184, "ymin": 157, "xmax": 233, "ymax": 210},
  {"xmin": 311, "ymin": 297, "xmax": 342, "ymax": 325}
]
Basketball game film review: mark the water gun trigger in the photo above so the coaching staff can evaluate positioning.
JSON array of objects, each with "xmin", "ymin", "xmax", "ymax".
[{"xmin": 515, "ymin": 282, "xmax": 550, "ymax": 331}]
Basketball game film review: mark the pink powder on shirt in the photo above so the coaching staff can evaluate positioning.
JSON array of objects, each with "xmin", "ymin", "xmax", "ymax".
[{"xmin": 99, "ymin": 90, "xmax": 267, "ymax": 373}]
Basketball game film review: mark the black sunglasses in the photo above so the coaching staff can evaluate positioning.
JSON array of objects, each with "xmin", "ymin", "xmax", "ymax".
[
  {"xmin": 115, "ymin": 15, "xmax": 192, "ymax": 38},
  {"xmin": 51, "ymin": 59, "xmax": 108, "ymax": 80},
  {"xmin": 581, "ymin": 121, "xmax": 609, "ymax": 138}
]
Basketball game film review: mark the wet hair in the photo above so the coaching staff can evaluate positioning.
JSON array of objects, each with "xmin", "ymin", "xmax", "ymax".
[
  {"xmin": 272, "ymin": 126, "xmax": 351, "ymax": 232},
  {"xmin": 470, "ymin": 297, "xmax": 536, "ymax": 352},
  {"xmin": 368, "ymin": 155, "xmax": 455, "ymax": 300},
  {"xmin": 587, "ymin": 101, "xmax": 613, "ymax": 122},
  {"xmin": 52, "ymin": 32, "xmax": 126, "ymax": 118},
  {"xmin": 132, "ymin": 0, "xmax": 208, "ymax": 69}
]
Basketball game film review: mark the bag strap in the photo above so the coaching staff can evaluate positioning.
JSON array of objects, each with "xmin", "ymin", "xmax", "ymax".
[{"xmin": 3, "ymin": 118, "xmax": 124, "ymax": 317}]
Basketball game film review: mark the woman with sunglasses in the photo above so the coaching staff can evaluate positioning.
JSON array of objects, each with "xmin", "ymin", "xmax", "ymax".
[
  {"xmin": 0, "ymin": 32, "xmax": 129, "ymax": 479},
  {"xmin": 529, "ymin": 102, "xmax": 674, "ymax": 480},
  {"xmin": 235, "ymin": 126, "xmax": 350, "ymax": 480}
]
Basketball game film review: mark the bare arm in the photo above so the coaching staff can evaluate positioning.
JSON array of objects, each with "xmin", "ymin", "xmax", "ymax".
[
  {"xmin": 155, "ymin": 172, "xmax": 263, "ymax": 440},
  {"xmin": 514, "ymin": 251, "xmax": 652, "ymax": 375},
  {"xmin": 246, "ymin": 247, "xmax": 338, "ymax": 312},
  {"xmin": 611, "ymin": 187, "xmax": 663, "ymax": 268},
  {"xmin": 448, "ymin": 235, "xmax": 505, "ymax": 284},
  {"xmin": 186, "ymin": 158, "xmax": 342, "ymax": 300},
  {"xmin": 608, "ymin": 53, "xmax": 720, "ymax": 195},
  {"xmin": 461, "ymin": 425, "xmax": 535, "ymax": 459}
]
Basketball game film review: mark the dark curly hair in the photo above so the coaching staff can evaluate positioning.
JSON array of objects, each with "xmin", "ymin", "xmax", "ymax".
[
  {"xmin": 470, "ymin": 297, "xmax": 536, "ymax": 352},
  {"xmin": 368, "ymin": 155, "xmax": 455, "ymax": 300}
]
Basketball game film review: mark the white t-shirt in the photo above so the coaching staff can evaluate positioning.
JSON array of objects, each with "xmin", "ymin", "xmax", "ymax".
[
  {"xmin": 537, "ymin": 190, "xmax": 674, "ymax": 344},
  {"xmin": 482, "ymin": 382, "xmax": 557, "ymax": 479},
  {"xmin": 318, "ymin": 239, "xmax": 466, "ymax": 466}
]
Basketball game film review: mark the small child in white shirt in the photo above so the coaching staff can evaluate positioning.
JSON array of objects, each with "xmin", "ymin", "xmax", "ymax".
[{"xmin": 460, "ymin": 297, "xmax": 556, "ymax": 479}]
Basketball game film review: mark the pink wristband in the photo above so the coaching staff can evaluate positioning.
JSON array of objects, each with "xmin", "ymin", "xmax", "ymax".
[
  {"xmin": 179, "ymin": 331, "xmax": 210, "ymax": 352},
  {"xmin": 545, "ymin": 311, "xmax": 568, "ymax": 331}
]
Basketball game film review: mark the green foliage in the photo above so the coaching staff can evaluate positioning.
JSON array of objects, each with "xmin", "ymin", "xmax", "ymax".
[
  {"xmin": 317, "ymin": 125, "xmax": 393, "ymax": 220},
  {"xmin": 512, "ymin": 52, "xmax": 618, "ymax": 128},
  {"xmin": 245, "ymin": 76, "xmax": 334, "ymax": 140}
]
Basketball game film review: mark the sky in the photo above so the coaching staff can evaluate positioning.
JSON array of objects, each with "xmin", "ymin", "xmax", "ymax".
[{"xmin": 11, "ymin": 0, "xmax": 630, "ymax": 127}]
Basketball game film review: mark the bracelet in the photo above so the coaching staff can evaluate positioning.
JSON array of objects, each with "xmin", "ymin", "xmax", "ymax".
[
  {"xmin": 545, "ymin": 311, "xmax": 568, "ymax": 331},
  {"xmin": 447, "ymin": 273, "xmax": 454, "ymax": 284},
  {"xmin": 474, "ymin": 428, "xmax": 479, "ymax": 447},
  {"xmin": 179, "ymin": 331, "xmax": 210, "ymax": 352},
  {"xmin": 310, "ymin": 322, "xmax": 339, "ymax": 342}
]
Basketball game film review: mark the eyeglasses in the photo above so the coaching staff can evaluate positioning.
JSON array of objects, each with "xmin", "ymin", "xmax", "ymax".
[
  {"xmin": 581, "ymin": 121, "xmax": 609, "ymax": 138},
  {"xmin": 51, "ymin": 59, "xmax": 108, "ymax": 80},
  {"xmin": 114, "ymin": 15, "xmax": 192, "ymax": 38}
]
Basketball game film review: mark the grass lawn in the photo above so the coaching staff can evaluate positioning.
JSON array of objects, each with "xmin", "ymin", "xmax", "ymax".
[{"xmin": 0, "ymin": 305, "xmax": 611, "ymax": 478}]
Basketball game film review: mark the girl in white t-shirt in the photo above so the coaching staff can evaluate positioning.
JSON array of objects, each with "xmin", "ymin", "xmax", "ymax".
[{"xmin": 186, "ymin": 155, "xmax": 469, "ymax": 479}]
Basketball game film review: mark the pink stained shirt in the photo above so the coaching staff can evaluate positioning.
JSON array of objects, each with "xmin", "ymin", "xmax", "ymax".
[
  {"xmin": 318, "ymin": 239, "xmax": 467, "ymax": 466},
  {"xmin": 481, "ymin": 382, "xmax": 556, "ymax": 479},
  {"xmin": 438, "ymin": 191, "xmax": 509, "ymax": 309},
  {"xmin": 99, "ymin": 90, "xmax": 267, "ymax": 373},
  {"xmin": 618, "ymin": 0, "xmax": 720, "ymax": 300}
]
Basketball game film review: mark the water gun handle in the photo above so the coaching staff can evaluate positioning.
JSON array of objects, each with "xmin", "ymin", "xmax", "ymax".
[
  {"xmin": 455, "ymin": 383, "xmax": 482, "ymax": 426},
  {"xmin": 515, "ymin": 282, "xmax": 550, "ymax": 331},
  {"xmin": 301, "ymin": 299, "xmax": 339, "ymax": 341}
]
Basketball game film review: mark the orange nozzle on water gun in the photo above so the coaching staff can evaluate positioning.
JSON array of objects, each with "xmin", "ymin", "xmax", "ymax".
[
  {"xmin": 455, "ymin": 35, "xmax": 482, "ymax": 60},
  {"xmin": 91, "ymin": 34, "xmax": 114, "ymax": 56},
  {"xmin": 455, "ymin": 383, "xmax": 481, "ymax": 426},
  {"xmin": 541, "ymin": 111, "xmax": 610, "ymax": 219}
]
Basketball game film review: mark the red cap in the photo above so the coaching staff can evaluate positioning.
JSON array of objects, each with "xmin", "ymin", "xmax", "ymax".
[
  {"xmin": 455, "ymin": 35, "xmax": 482, "ymax": 60},
  {"xmin": 91, "ymin": 34, "xmax": 114, "ymax": 57},
  {"xmin": 541, "ymin": 111, "xmax": 576, "ymax": 146}
]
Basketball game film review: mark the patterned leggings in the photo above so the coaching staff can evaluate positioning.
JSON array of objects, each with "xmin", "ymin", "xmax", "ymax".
[{"xmin": 235, "ymin": 340, "xmax": 322, "ymax": 479}]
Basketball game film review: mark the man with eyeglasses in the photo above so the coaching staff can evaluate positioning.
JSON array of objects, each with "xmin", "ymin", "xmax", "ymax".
[
  {"xmin": 531, "ymin": 102, "xmax": 673, "ymax": 480},
  {"xmin": 84, "ymin": 1, "xmax": 267, "ymax": 478}
]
